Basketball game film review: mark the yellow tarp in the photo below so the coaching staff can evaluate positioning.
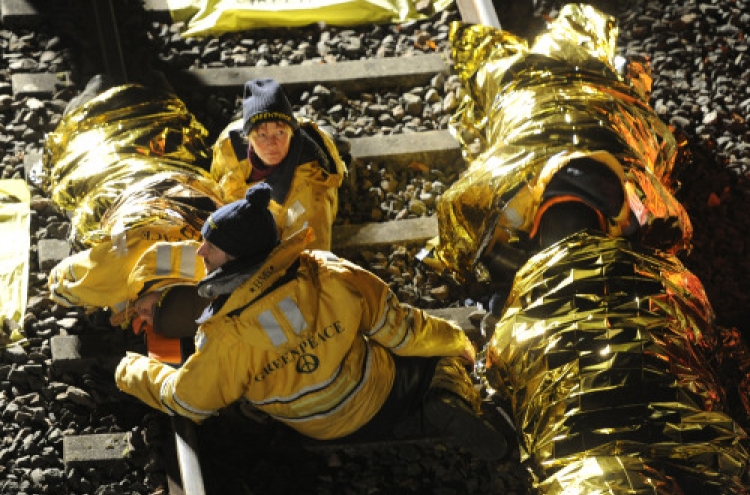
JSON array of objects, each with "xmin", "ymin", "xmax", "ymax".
[
  {"xmin": 167, "ymin": 0, "xmax": 454, "ymax": 37},
  {"xmin": 0, "ymin": 179, "xmax": 30, "ymax": 348}
]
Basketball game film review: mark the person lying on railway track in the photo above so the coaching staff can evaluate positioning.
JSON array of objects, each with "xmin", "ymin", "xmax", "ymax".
[
  {"xmin": 484, "ymin": 231, "xmax": 750, "ymax": 494},
  {"xmin": 43, "ymin": 79, "xmax": 224, "ymax": 321},
  {"xmin": 42, "ymin": 79, "xmax": 225, "ymax": 363},
  {"xmin": 210, "ymin": 78, "xmax": 347, "ymax": 251},
  {"xmin": 421, "ymin": 5, "xmax": 750, "ymax": 493},
  {"xmin": 422, "ymin": 4, "xmax": 692, "ymax": 289},
  {"xmin": 115, "ymin": 182, "xmax": 509, "ymax": 460}
]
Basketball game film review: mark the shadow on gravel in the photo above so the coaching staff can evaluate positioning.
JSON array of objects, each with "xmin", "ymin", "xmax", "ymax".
[{"xmin": 191, "ymin": 401, "xmax": 529, "ymax": 495}]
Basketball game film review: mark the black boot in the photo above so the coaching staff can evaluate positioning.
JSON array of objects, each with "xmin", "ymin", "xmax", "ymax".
[{"xmin": 422, "ymin": 389, "xmax": 508, "ymax": 460}]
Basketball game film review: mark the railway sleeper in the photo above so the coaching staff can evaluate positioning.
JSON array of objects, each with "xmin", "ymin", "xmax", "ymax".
[
  {"xmin": 62, "ymin": 392, "xmax": 506, "ymax": 467},
  {"xmin": 51, "ymin": 306, "xmax": 484, "ymax": 375}
]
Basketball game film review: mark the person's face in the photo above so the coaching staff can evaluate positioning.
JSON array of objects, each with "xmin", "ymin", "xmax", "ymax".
[
  {"xmin": 248, "ymin": 121, "xmax": 293, "ymax": 166},
  {"xmin": 133, "ymin": 291, "xmax": 162, "ymax": 327},
  {"xmin": 197, "ymin": 240, "xmax": 235, "ymax": 274}
]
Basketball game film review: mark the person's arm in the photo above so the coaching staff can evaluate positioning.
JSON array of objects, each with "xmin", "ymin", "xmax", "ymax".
[
  {"xmin": 335, "ymin": 257, "xmax": 473, "ymax": 362},
  {"xmin": 115, "ymin": 328, "xmax": 252, "ymax": 422},
  {"xmin": 48, "ymin": 242, "xmax": 132, "ymax": 312}
]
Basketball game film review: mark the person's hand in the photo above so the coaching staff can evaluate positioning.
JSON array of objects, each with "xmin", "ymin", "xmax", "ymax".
[{"xmin": 459, "ymin": 339, "xmax": 476, "ymax": 368}]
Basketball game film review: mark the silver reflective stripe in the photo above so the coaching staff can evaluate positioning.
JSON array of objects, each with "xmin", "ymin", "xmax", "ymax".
[
  {"xmin": 258, "ymin": 298, "xmax": 307, "ymax": 346},
  {"xmin": 278, "ymin": 297, "xmax": 307, "ymax": 335},
  {"xmin": 154, "ymin": 243, "xmax": 197, "ymax": 278},
  {"xmin": 179, "ymin": 244, "xmax": 197, "ymax": 279},
  {"xmin": 155, "ymin": 244, "xmax": 172, "ymax": 276},
  {"xmin": 258, "ymin": 310, "xmax": 287, "ymax": 346}
]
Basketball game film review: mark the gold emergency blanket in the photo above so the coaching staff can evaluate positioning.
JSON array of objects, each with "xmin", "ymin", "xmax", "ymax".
[
  {"xmin": 485, "ymin": 232, "xmax": 750, "ymax": 495},
  {"xmin": 42, "ymin": 84, "xmax": 214, "ymax": 247},
  {"xmin": 42, "ymin": 84, "xmax": 224, "ymax": 318},
  {"xmin": 46, "ymin": 169, "xmax": 222, "ymax": 319},
  {"xmin": 168, "ymin": 0, "xmax": 454, "ymax": 38},
  {"xmin": 0, "ymin": 179, "xmax": 30, "ymax": 348},
  {"xmin": 435, "ymin": 4, "xmax": 692, "ymax": 280}
]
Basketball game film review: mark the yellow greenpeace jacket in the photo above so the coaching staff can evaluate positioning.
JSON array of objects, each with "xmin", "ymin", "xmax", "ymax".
[
  {"xmin": 48, "ymin": 233, "xmax": 205, "ymax": 319},
  {"xmin": 47, "ymin": 170, "xmax": 222, "ymax": 319},
  {"xmin": 116, "ymin": 228, "xmax": 470, "ymax": 440},
  {"xmin": 210, "ymin": 119, "xmax": 347, "ymax": 251}
]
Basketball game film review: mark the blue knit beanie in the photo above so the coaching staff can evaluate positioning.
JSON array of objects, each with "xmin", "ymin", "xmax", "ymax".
[
  {"xmin": 201, "ymin": 183, "xmax": 279, "ymax": 260},
  {"xmin": 242, "ymin": 78, "xmax": 298, "ymax": 135}
]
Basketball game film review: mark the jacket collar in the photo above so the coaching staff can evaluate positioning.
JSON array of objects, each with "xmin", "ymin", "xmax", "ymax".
[{"xmin": 198, "ymin": 227, "xmax": 315, "ymax": 315}]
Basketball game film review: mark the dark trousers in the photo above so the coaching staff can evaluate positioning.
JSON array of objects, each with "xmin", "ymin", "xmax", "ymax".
[{"xmin": 337, "ymin": 355, "xmax": 439, "ymax": 442}]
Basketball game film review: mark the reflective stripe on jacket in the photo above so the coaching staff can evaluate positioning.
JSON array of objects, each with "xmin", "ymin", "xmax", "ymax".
[
  {"xmin": 48, "ymin": 229, "xmax": 203, "ymax": 318},
  {"xmin": 116, "ymin": 228, "xmax": 470, "ymax": 440}
]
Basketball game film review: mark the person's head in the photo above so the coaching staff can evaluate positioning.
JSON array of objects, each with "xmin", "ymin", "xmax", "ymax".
[
  {"xmin": 198, "ymin": 182, "xmax": 279, "ymax": 273},
  {"xmin": 133, "ymin": 290, "xmax": 162, "ymax": 327},
  {"xmin": 196, "ymin": 240, "xmax": 235, "ymax": 274},
  {"xmin": 242, "ymin": 78, "xmax": 298, "ymax": 166},
  {"xmin": 248, "ymin": 121, "xmax": 294, "ymax": 166},
  {"xmin": 133, "ymin": 284, "xmax": 210, "ymax": 338},
  {"xmin": 124, "ymin": 239, "xmax": 207, "ymax": 328}
]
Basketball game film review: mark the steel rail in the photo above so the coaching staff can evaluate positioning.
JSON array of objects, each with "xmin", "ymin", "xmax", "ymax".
[
  {"xmin": 168, "ymin": 416, "xmax": 207, "ymax": 495},
  {"xmin": 455, "ymin": 0, "xmax": 501, "ymax": 28},
  {"xmin": 91, "ymin": 0, "xmax": 128, "ymax": 84}
]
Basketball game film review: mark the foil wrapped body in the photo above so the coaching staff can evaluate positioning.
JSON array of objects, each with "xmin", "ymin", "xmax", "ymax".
[
  {"xmin": 435, "ymin": 5, "xmax": 692, "ymax": 281},
  {"xmin": 485, "ymin": 232, "xmax": 749, "ymax": 494},
  {"xmin": 42, "ymin": 84, "xmax": 217, "ymax": 247},
  {"xmin": 438, "ymin": 4, "xmax": 750, "ymax": 493},
  {"xmin": 41, "ymin": 84, "xmax": 223, "ymax": 318}
]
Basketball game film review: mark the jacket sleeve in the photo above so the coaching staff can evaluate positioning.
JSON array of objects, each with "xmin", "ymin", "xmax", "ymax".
[
  {"xmin": 115, "ymin": 327, "xmax": 253, "ymax": 422},
  {"xmin": 48, "ymin": 239, "xmax": 144, "ymax": 315},
  {"xmin": 332, "ymin": 256, "xmax": 470, "ymax": 358}
]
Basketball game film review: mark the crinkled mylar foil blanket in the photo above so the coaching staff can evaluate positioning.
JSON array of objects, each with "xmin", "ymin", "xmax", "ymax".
[
  {"xmin": 0, "ymin": 179, "xmax": 30, "ymax": 348},
  {"xmin": 435, "ymin": 4, "xmax": 692, "ymax": 282},
  {"xmin": 437, "ymin": 4, "xmax": 750, "ymax": 494},
  {"xmin": 166, "ymin": 0, "xmax": 454, "ymax": 37},
  {"xmin": 485, "ymin": 232, "xmax": 749, "ymax": 495},
  {"xmin": 41, "ymin": 84, "xmax": 222, "ymax": 248}
]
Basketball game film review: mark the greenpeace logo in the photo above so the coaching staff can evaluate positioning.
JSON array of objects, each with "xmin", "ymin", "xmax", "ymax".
[
  {"xmin": 254, "ymin": 320, "xmax": 345, "ymax": 381},
  {"xmin": 250, "ymin": 111, "xmax": 293, "ymax": 124}
]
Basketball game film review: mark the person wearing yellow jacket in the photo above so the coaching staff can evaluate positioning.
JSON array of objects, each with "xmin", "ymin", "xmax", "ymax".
[
  {"xmin": 47, "ymin": 171, "xmax": 222, "ymax": 322},
  {"xmin": 115, "ymin": 183, "xmax": 508, "ymax": 459},
  {"xmin": 210, "ymin": 78, "xmax": 347, "ymax": 251}
]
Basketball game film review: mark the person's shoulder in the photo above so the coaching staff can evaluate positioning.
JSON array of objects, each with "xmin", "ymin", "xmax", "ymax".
[
  {"xmin": 302, "ymin": 250, "xmax": 374, "ymax": 281},
  {"xmin": 298, "ymin": 122, "xmax": 327, "ymax": 151},
  {"xmin": 297, "ymin": 119, "xmax": 348, "ymax": 172},
  {"xmin": 294, "ymin": 128, "xmax": 330, "ymax": 172},
  {"xmin": 213, "ymin": 119, "xmax": 247, "ymax": 156}
]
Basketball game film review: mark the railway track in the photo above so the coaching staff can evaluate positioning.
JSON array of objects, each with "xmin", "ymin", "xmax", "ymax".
[
  {"xmin": 1, "ymin": 0, "xmax": 519, "ymax": 494},
  {"xmin": 3, "ymin": 0, "xmax": 748, "ymax": 494}
]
